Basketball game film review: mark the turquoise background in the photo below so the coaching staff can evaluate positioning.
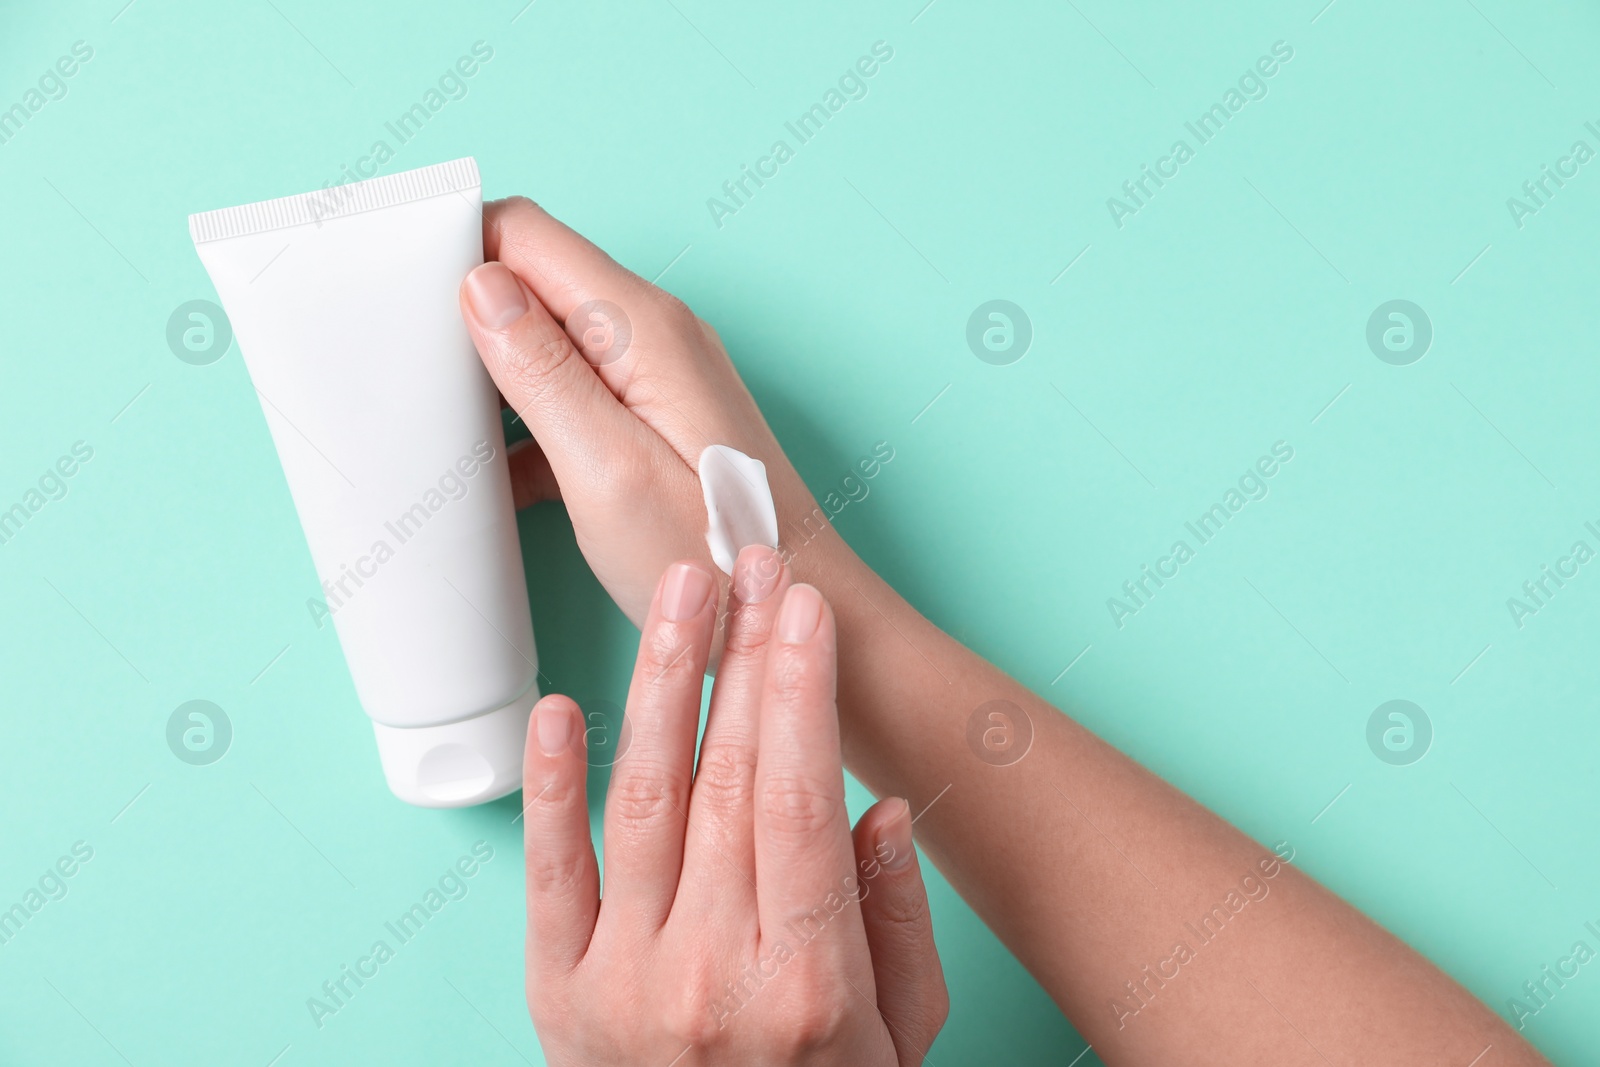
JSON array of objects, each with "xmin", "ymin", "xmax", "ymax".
[{"xmin": 2, "ymin": 0, "xmax": 1598, "ymax": 1062}]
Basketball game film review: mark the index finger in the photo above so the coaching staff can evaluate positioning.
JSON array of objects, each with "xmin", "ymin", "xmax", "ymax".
[
  {"xmin": 753, "ymin": 584, "xmax": 865, "ymax": 957},
  {"xmin": 482, "ymin": 196, "xmax": 647, "ymax": 322}
]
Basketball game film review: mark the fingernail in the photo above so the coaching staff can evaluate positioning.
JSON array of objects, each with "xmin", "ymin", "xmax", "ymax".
[
  {"xmin": 880, "ymin": 798, "xmax": 913, "ymax": 869},
  {"xmin": 662, "ymin": 561, "xmax": 714, "ymax": 622},
  {"xmin": 534, "ymin": 701, "xmax": 571, "ymax": 757},
  {"xmin": 733, "ymin": 545, "xmax": 782, "ymax": 604},
  {"xmin": 777, "ymin": 584, "xmax": 823, "ymax": 644},
  {"xmin": 464, "ymin": 262, "xmax": 528, "ymax": 329}
]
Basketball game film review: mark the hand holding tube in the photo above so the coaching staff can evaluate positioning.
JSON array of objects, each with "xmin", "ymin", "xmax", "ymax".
[{"xmin": 459, "ymin": 198, "xmax": 861, "ymax": 637}]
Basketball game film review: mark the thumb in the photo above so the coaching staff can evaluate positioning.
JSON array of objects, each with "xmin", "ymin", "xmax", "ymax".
[
  {"xmin": 854, "ymin": 797, "xmax": 950, "ymax": 1064},
  {"xmin": 460, "ymin": 261, "xmax": 646, "ymax": 495}
]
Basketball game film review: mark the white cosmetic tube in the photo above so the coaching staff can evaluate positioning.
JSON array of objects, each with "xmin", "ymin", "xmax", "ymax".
[{"xmin": 190, "ymin": 158, "xmax": 537, "ymax": 808}]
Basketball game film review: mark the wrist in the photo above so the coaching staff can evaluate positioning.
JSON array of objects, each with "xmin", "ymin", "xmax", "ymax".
[
  {"xmin": 780, "ymin": 514, "xmax": 879, "ymax": 621},
  {"xmin": 780, "ymin": 517, "xmax": 941, "ymax": 734}
]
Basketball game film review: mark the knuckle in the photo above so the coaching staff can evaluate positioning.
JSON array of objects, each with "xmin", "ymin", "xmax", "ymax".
[
  {"xmin": 665, "ymin": 973, "xmax": 731, "ymax": 1049},
  {"xmin": 692, "ymin": 742, "xmax": 757, "ymax": 812},
  {"xmin": 697, "ymin": 317, "xmax": 726, "ymax": 350},
  {"xmin": 640, "ymin": 629, "xmax": 703, "ymax": 689},
  {"xmin": 900, "ymin": 978, "xmax": 952, "ymax": 1049},
  {"xmin": 766, "ymin": 652, "xmax": 823, "ymax": 709},
  {"xmin": 608, "ymin": 762, "xmax": 688, "ymax": 828},
  {"xmin": 501, "ymin": 329, "xmax": 576, "ymax": 399},
  {"xmin": 720, "ymin": 610, "xmax": 772, "ymax": 661},
  {"xmin": 869, "ymin": 879, "xmax": 932, "ymax": 931},
  {"xmin": 652, "ymin": 290, "xmax": 720, "ymax": 355},
  {"xmin": 525, "ymin": 770, "xmax": 585, "ymax": 813},
  {"xmin": 651, "ymin": 289, "xmax": 699, "ymax": 329},
  {"xmin": 930, "ymin": 979, "xmax": 952, "ymax": 1031},
  {"xmin": 760, "ymin": 774, "xmax": 840, "ymax": 839},
  {"xmin": 525, "ymin": 847, "xmax": 589, "ymax": 897},
  {"xmin": 490, "ymin": 196, "xmax": 543, "ymax": 241},
  {"xmin": 782, "ymin": 992, "xmax": 851, "ymax": 1051}
]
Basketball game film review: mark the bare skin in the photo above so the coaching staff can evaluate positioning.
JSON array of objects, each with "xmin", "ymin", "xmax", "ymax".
[
  {"xmin": 460, "ymin": 196, "xmax": 1550, "ymax": 1066},
  {"xmin": 518, "ymin": 553, "xmax": 948, "ymax": 1066}
]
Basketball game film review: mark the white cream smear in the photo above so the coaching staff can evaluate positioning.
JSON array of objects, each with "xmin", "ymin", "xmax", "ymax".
[{"xmin": 699, "ymin": 444, "xmax": 780, "ymax": 574}]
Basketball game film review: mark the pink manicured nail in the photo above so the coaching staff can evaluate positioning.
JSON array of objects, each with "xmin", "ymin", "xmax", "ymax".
[
  {"xmin": 534, "ymin": 701, "xmax": 571, "ymax": 757},
  {"xmin": 777, "ymin": 584, "xmax": 822, "ymax": 644},
  {"xmin": 661, "ymin": 562, "xmax": 714, "ymax": 622},
  {"xmin": 463, "ymin": 262, "xmax": 528, "ymax": 329},
  {"xmin": 879, "ymin": 798, "xmax": 913, "ymax": 869},
  {"xmin": 733, "ymin": 545, "xmax": 782, "ymax": 605}
]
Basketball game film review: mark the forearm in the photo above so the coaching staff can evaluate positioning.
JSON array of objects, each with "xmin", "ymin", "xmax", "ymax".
[
  {"xmin": 805, "ymin": 540, "xmax": 1545, "ymax": 1065},
  {"xmin": 463, "ymin": 191, "xmax": 1545, "ymax": 1063}
]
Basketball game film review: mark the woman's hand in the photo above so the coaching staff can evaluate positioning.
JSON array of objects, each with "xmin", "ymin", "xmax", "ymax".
[
  {"xmin": 520, "ymin": 548, "xmax": 948, "ymax": 1066},
  {"xmin": 473, "ymin": 196, "xmax": 950, "ymax": 1060},
  {"xmin": 459, "ymin": 197, "xmax": 856, "ymax": 637}
]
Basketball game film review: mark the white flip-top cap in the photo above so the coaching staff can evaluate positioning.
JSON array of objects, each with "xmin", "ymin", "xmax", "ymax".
[{"xmin": 371, "ymin": 689, "xmax": 535, "ymax": 808}]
